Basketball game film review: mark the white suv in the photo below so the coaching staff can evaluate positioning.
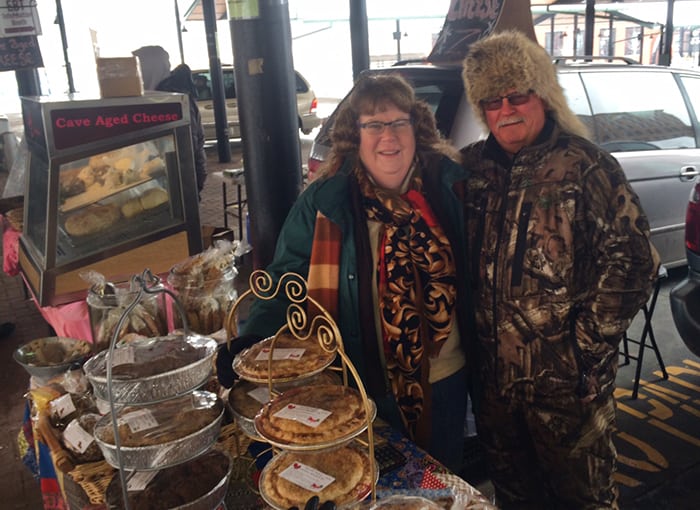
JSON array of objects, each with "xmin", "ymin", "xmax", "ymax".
[
  {"xmin": 309, "ymin": 60, "xmax": 700, "ymax": 269},
  {"xmin": 192, "ymin": 66, "xmax": 321, "ymax": 140}
]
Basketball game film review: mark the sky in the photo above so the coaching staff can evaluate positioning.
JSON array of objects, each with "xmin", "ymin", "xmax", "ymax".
[{"xmin": 2, "ymin": 0, "xmax": 700, "ymax": 115}]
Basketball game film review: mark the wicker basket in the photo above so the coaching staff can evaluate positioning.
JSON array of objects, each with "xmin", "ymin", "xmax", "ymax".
[{"xmin": 66, "ymin": 460, "xmax": 115, "ymax": 506}]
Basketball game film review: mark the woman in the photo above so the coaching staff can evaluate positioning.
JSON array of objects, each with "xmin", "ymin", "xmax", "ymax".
[{"xmin": 222, "ymin": 74, "xmax": 473, "ymax": 472}]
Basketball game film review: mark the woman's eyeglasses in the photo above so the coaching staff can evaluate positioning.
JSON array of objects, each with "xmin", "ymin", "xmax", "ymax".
[
  {"xmin": 358, "ymin": 118, "xmax": 412, "ymax": 135},
  {"xmin": 480, "ymin": 91, "xmax": 533, "ymax": 111}
]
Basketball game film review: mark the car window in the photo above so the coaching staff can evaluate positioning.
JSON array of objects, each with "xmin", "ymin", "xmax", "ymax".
[
  {"xmin": 580, "ymin": 70, "xmax": 696, "ymax": 150},
  {"xmin": 679, "ymin": 74, "xmax": 700, "ymax": 143},
  {"xmin": 295, "ymin": 72, "xmax": 309, "ymax": 93},
  {"xmin": 558, "ymin": 72, "xmax": 594, "ymax": 134}
]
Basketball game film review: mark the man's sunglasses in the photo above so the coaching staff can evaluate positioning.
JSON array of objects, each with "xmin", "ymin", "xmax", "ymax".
[{"xmin": 480, "ymin": 91, "xmax": 533, "ymax": 111}]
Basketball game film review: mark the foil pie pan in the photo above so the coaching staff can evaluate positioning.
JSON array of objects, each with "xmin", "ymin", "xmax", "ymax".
[
  {"xmin": 105, "ymin": 449, "xmax": 233, "ymax": 509},
  {"xmin": 83, "ymin": 334, "xmax": 217, "ymax": 404},
  {"xmin": 94, "ymin": 392, "xmax": 224, "ymax": 471}
]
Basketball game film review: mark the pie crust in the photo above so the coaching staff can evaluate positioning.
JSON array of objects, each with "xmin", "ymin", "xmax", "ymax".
[
  {"xmin": 260, "ymin": 445, "xmax": 374, "ymax": 509},
  {"xmin": 254, "ymin": 384, "xmax": 375, "ymax": 448},
  {"xmin": 232, "ymin": 332, "xmax": 336, "ymax": 383}
]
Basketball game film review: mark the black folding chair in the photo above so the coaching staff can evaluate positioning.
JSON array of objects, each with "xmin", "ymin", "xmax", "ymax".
[{"xmin": 620, "ymin": 265, "xmax": 669, "ymax": 399}]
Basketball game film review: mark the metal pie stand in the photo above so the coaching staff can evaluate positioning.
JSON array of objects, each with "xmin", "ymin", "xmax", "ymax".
[
  {"xmin": 224, "ymin": 270, "xmax": 378, "ymax": 508},
  {"xmin": 86, "ymin": 269, "xmax": 229, "ymax": 510}
]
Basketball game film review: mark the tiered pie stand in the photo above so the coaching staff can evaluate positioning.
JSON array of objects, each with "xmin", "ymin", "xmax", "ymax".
[
  {"xmin": 224, "ymin": 270, "xmax": 379, "ymax": 509},
  {"xmin": 82, "ymin": 269, "xmax": 232, "ymax": 510}
]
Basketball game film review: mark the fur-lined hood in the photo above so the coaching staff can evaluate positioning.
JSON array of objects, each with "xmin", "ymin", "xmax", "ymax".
[{"xmin": 462, "ymin": 30, "xmax": 589, "ymax": 139}]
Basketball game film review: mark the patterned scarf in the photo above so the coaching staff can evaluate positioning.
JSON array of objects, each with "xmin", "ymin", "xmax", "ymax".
[{"xmin": 355, "ymin": 164, "xmax": 457, "ymax": 438}]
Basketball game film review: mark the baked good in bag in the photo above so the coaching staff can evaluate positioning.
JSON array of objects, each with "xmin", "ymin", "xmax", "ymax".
[{"xmin": 64, "ymin": 204, "xmax": 121, "ymax": 236}]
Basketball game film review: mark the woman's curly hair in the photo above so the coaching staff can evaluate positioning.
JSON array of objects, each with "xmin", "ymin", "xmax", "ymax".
[{"xmin": 318, "ymin": 73, "xmax": 457, "ymax": 178}]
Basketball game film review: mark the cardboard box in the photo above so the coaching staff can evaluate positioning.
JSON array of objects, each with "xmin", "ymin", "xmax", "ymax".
[{"xmin": 96, "ymin": 57, "xmax": 143, "ymax": 98}]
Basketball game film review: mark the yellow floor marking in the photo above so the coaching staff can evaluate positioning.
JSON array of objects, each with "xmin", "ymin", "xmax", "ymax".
[
  {"xmin": 680, "ymin": 359, "xmax": 700, "ymax": 371},
  {"xmin": 614, "ymin": 472, "xmax": 642, "ymax": 488},
  {"xmin": 616, "ymin": 431, "xmax": 668, "ymax": 469},
  {"xmin": 649, "ymin": 418, "xmax": 700, "ymax": 447},
  {"xmin": 681, "ymin": 404, "xmax": 700, "ymax": 418}
]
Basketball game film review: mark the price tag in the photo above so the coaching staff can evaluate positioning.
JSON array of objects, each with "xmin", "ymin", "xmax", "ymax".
[
  {"xmin": 63, "ymin": 419, "xmax": 94, "ymax": 454},
  {"xmin": 121, "ymin": 409, "xmax": 158, "ymax": 433},
  {"xmin": 111, "ymin": 346, "xmax": 135, "ymax": 367},
  {"xmin": 50, "ymin": 393, "xmax": 76, "ymax": 418},
  {"xmin": 279, "ymin": 461, "xmax": 335, "ymax": 492},
  {"xmin": 273, "ymin": 403, "xmax": 331, "ymax": 428},
  {"xmin": 247, "ymin": 386, "xmax": 272, "ymax": 405},
  {"xmin": 255, "ymin": 347, "xmax": 305, "ymax": 361},
  {"xmin": 126, "ymin": 470, "xmax": 159, "ymax": 491}
]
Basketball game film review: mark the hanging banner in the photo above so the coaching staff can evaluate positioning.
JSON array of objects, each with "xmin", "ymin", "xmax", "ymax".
[
  {"xmin": 0, "ymin": 34, "xmax": 42, "ymax": 71},
  {"xmin": 428, "ymin": 0, "xmax": 537, "ymax": 63},
  {"xmin": 0, "ymin": 0, "xmax": 41, "ymax": 37}
]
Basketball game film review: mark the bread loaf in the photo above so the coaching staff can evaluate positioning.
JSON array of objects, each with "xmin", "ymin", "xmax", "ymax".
[
  {"xmin": 64, "ymin": 204, "xmax": 121, "ymax": 237},
  {"xmin": 140, "ymin": 187, "xmax": 168, "ymax": 210}
]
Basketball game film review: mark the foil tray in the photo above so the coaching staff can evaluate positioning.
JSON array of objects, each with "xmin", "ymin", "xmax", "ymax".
[
  {"xmin": 83, "ymin": 334, "xmax": 217, "ymax": 404},
  {"xmin": 105, "ymin": 449, "xmax": 233, "ymax": 509},
  {"xmin": 94, "ymin": 392, "xmax": 224, "ymax": 471}
]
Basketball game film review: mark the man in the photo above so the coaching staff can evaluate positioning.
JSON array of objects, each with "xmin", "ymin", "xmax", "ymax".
[
  {"xmin": 132, "ymin": 46, "xmax": 207, "ymax": 198},
  {"xmin": 459, "ymin": 31, "xmax": 659, "ymax": 509}
]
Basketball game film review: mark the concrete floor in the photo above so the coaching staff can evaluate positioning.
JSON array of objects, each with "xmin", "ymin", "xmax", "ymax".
[{"xmin": 2, "ymin": 134, "xmax": 700, "ymax": 509}]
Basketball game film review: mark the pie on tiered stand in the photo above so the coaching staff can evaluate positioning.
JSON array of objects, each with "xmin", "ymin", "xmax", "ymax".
[{"xmin": 223, "ymin": 270, "xmax": 379, "ymax": 509}]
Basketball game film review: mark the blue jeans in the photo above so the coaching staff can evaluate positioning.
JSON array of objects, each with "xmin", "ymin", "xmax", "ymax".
[{"xmin": 429, "ymin": 366, "xmax": 469, "ymax": 473}]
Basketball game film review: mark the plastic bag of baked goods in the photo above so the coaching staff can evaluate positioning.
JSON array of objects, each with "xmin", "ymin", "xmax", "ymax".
[
  {"xmin": 83, "ymin": 270, "xmax": 168, "ymax": 352},
  {"xmin": 167, "ymin": 240, "xmax": 239, "ymax": 336}
]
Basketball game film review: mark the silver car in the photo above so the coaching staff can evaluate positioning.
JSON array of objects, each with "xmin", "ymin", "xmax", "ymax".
[
  {"xmin": 308, "ymin": 60, "xmax": 700, "ymax": 269},
  {"xmin": 192, "ymin": 66, "xmax": 321, "ymax": 140}
]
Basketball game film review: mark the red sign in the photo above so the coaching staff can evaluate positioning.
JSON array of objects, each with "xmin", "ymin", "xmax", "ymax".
[{"xmin": 50, "ymin": 103, "xmax": 184, "ymax": 150}]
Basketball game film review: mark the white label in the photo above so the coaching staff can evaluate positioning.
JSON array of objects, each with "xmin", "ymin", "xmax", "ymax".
[
  {"xmin": 255, "ymin": 347, "xmax": 305, "ymax": 361},
  {"xmin": 279, "ymin": 461, "xmax": 335, "ymax": 492},
  {"xmin": 121, "ymin": 409, "xmax": 158, "ymax": 433},
  {"xmin": 247, "ymin": 386, "xmax": 272, "ymax": 405},
  {"xmin": 273, "ymin": 403, "xmax": 331, "ymax": 428},
  {"xmin": 127, "ymin": 470, "xmax": 159, "ymax": 491},
  {"xmin": 50, "ymin": 393, "xmax": 76, "ymax": 418},
  {"xmin": 110, "ymin": 346, "xmax": 135, "ymax": 367},
  {"xmin": 63, "ymin": 419, "xmax": 94, "ymax": 454}
]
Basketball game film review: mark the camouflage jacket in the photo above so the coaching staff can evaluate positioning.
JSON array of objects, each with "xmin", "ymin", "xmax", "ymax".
[{"xmin": 460, "ymin": 118, "xmax": 659, "ymax": 402}]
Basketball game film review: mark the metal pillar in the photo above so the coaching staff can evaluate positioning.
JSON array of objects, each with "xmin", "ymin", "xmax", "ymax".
[
  {"xmin": 202, "ymin": 0, "xmax": 231, "ymax": 163},
  {"xmin": 349, "ymin": 0, "xmax": 369, "ymax": 81},
  {"xmin": 584, "ymin": 0, "xmax": 595, "ymax": 57},
  {"xmin": 15, "ymin": 69, "xmax": 41, "ymax": 97},
  {"xmin": 229, "ymin": 0, "xmax": 302, "ymax": 269},
  {"xmin": 659, "ymin": 0, "xmax": 675, "ymax": 65},
  {"xmin": 55, "ymin": 0, "xmax": 75, "ymax": 94}
]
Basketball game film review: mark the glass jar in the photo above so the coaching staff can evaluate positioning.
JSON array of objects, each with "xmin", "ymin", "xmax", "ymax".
[
  {"xmin": 167, "ymin": 264, "xmax": 238, "ymax": 336},
  {"xmin": 86, "ymin": 281, "xmax": 167, "ymax": 353}
]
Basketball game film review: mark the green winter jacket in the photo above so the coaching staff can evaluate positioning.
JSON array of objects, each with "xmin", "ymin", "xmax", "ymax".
[{"xmin": 240, "ymin": 154, "xmax": 474, "ymax": 400}]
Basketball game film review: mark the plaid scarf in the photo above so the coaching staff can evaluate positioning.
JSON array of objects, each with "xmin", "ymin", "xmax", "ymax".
[{"xmin": 307, "ymin": 210, "xmax": 341, "ymax": 320}]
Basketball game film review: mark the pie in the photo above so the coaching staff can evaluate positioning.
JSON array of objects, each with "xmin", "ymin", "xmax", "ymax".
[
  {"xmin": 260, "ymin": 445, "xmax": 374, "ymax": 509},
  {"xmin": 64, "ymin": 203, "xmax": 121, "ymax": 236},
  {"xmin": 254, "ymin": 384, "xmax": 374, "ymax": 447},
  {"xmin": 94, "ymin": 391, "xmax": 222, "ymax": 447},
  {"xmin": 229, "ymin": 370, "xmax": 342, "ymax": 420},
  {"xmin": 232, "ymin": 332, "xmax": 336, "ymax": 383}
]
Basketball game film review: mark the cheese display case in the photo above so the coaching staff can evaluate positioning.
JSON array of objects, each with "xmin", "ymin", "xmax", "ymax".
[{"xmin": 18, "ymin": 92, "xmax": 203, "ymax": 306}]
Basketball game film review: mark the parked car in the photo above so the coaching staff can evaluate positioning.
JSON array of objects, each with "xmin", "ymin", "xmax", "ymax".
[
  {"xmin": 670, "ymin": 181, "xmax": 700, "ymax": 357},
  {"xmin": 308, "ymin": 59, "xmax": 700, "ymax": 269},
  {"xmin": 191, "ymin": 66, "xmax": 321, "ymax": 140}
]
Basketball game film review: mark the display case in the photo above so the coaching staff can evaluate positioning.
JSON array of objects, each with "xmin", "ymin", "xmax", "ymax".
[{"xmin": 18, "ymin": 92, "xmax": 203, "ymax": 306}]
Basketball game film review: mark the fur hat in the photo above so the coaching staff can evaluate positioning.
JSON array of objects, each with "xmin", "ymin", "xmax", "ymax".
[{"xmin": 462, "ymin": 30, "xmax": 589, "ymax": 139}]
